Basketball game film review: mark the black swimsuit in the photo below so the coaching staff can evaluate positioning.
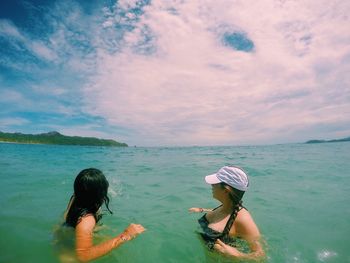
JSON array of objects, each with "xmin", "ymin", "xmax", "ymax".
[{"xmin": 198, "ymin": 205, "xmax": 244, "ymax": 249}]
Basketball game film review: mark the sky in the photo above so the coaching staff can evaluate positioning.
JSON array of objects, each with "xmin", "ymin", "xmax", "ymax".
[{"xmin": 0, "ymin": 0, "xmax": 350, "ymax": 146}]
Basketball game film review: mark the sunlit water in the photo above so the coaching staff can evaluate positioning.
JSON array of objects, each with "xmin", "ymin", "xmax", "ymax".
[{"xmin": 0, "ymin": 142, "xmax": 349, "ymax": 263}]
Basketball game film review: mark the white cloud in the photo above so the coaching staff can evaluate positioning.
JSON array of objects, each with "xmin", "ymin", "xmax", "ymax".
[
  {"xmin": 0, "ymin": 88, "xmax": 76, "ymax": 118},
  {"xmin": 0, "ymin": 19, "xmax": 25, "ymax": 40},
  {"xmin": 0, "ymin": 19, "xmax": 58, "ymax": 62},
  {"xmin": 2, "ymin": 0, "xmax": 349, "ymax": 146},
  {"xmin": 30, "ymin": 41, "xmax": 57, "ymax": 61},
  {"xmin": 0, "ymin": 117, "xmax": 30, "ymax": 127},
  {"xmin": 118, "ymin": 0, "xmax": 141, "ymax": 10},
  {"xmin": 79, "ymin": 0, "xmax": 350, "ymax": 145},
  {"xmin": 0, "ymin": 89, "xmax": 26, "ymax": 103},
  {"xmin": 31, "ymin": 85, "xmax": 67, "ymax": 96}
]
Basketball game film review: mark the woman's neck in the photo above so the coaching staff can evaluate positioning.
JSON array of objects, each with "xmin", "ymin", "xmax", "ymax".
[{"xmin": 220, "ymin": 199, "xmax": 234, "ymax": 213}]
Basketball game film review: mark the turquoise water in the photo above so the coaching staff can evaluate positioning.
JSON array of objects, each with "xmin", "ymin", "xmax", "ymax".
[{"xmin": 0, "ymin": 142, "xmax": 349, "ymax": 263}]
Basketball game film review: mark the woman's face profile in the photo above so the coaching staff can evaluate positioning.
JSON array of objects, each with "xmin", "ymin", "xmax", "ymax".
[{"xmin": 211, "ymin": 183, "xmax": 226, "ymax": 200}]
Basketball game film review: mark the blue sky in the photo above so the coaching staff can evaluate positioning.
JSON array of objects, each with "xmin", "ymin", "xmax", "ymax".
[{"xmin": 1, "ymin": 0, "xmax": 350, "ymax": 146}]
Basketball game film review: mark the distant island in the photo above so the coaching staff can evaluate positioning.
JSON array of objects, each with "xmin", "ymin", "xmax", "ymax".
[
  {"xmin": 305, "ymin": 136, "xmax": 350, "ymax": 144},
  {"xmin": 0, "ymin": 131, "xmax": 128, "ymax": 147}
]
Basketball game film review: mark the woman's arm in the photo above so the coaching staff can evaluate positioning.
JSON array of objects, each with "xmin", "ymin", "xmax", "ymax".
[
  {"xmin": 75, "ymin": 215, "xmax": 145, "ymax": 262},
  {"xmin": 188, "ymin": 207, "xmax": 212, "ymax": 213},
  {"xmin": 214, "ymin": 238, "xmax": 265, "ymax": 262},
  {"xmin": 214, "ymin": 211, "xmax": 265, "ymax": 261}
]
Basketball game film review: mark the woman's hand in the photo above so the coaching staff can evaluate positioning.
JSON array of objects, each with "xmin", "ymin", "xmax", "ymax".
[
  {"xmin": 188, "ymin": 207, "xmax": 203, "ymax": 213},
  {"xmin": 123, "ymin": 223, "xmax": 146, "ymax": 240},
  {"xmin": 214, "ymin": 239, "xmax": 242, "ymax": 258}
]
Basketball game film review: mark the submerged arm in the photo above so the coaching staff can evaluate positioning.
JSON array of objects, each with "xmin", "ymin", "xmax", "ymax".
[
  {"xmin": 214, "ymin": 238, "xmax": 265, "ymax": 262},
  {"xmin": 75, "ymin": 215, "xmax": 145, "ymax": 262}
]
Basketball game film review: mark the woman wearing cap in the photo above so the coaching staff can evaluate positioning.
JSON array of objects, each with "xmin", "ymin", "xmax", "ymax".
[{"xmin": 189, "ymin": 166, "xmax": 265, "ymax": 261}]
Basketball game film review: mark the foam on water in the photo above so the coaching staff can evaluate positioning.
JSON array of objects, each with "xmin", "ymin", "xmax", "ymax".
[{"xmin": 317, "ymin": 250, "xmax": 337, "ymax": 262}]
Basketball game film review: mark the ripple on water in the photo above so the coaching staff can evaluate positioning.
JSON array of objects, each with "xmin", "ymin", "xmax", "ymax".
[
  {"xmin": 317, "ymin": 250, "xmax": 337, "ymax": 262},
  {"xmin": 135, "ymin": 165, "xmax": 153, "ymax": 172},
  {"xmin": 189, "ymin": 185, "xmax": 206, "ymax": 192},
  {"xmin": 161, "ymin": 194, "xmax": 183, "ymax": 203}
]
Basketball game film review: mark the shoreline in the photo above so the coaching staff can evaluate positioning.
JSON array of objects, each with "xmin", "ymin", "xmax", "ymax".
[{"xmin": 0, "ymin": 141, "xmax": 122, "ymax": 147}]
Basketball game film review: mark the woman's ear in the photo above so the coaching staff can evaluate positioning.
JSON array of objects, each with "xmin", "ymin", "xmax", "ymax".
[{"xmin": 223, "ymin": 185, "xmax": 231, "ymax": 194}]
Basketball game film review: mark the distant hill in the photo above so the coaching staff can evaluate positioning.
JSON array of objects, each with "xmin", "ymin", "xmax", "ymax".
[
  {"xmin": 305, "ymin": 136, "xmax": 350, "ymax": 144},
  {"xmin": 0, "ymin": 131, "xmax": 128, "ymax": 147}
]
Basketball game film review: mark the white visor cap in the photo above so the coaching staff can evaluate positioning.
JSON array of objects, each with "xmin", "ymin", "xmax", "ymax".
[{"xmin": 205, "ymin": 166, "xmax": 249, "ymax": 191}]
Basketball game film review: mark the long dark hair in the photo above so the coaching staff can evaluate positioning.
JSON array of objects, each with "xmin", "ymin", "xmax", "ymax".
[{"xmin": 65, "ymin": 168, "xmax": 113, "ymax": 227}]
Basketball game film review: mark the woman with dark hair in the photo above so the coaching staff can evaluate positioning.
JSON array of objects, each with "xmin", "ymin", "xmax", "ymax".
[
  {"xmin": 61, "ymin": 168, "xmax": 145, "ymax": 262},
  {"xmin": 189, "ymin": 166, "xmax": 265, "ymax": 261}
]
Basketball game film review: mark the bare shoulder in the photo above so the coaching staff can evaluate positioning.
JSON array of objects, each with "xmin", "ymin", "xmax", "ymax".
[
  {"xmin": 235, "ymin": 209, "xmax": 265, "ymax": 256},
  {"xmin": 235, "ymin": 208, "xmax": 260, "ymax": 239},
  {"xmin": 236, "ymin": 208, "xmax": 254, "ymax": 222},
  {"xmin": 76, "ymin": 214, "xmax": 96, "ymax": 233}
]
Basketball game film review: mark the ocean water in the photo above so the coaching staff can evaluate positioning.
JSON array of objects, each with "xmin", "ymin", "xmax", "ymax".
[{"xmin": 0, "ymin": 142, "xmax": 349, "ymax": 263}]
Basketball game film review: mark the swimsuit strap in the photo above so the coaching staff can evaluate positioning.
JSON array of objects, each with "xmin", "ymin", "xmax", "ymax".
[
  {"xmin": 212, "ymin": 204, "xmax": 222, "ymax": 211},
  {"xmin": 222, "ymin": 206, "xmax": 243, "ymax": 238}
]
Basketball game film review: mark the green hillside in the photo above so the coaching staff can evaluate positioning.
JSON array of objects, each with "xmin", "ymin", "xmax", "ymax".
[
  {"xmin": 305, "ymin": 137, "xmax": 350, "ymax": 144},
  {"xmin": 0, "ymin": 131, "xmax": 128, "ymax": 147}
]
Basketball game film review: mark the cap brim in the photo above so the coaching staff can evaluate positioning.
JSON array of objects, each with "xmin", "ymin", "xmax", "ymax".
[{"xmin": 205, "ymin": 174, "xmax": 221, "ymax": 185}]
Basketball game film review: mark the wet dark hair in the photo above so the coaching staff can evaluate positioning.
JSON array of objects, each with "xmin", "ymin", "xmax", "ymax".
[
  {"xmin": 220, "ymin": 183, "xmax": 245, "ymax": 222},
  {"xmin": 65, "ymin": 168, "xmax": 113, "ymax": 227}
]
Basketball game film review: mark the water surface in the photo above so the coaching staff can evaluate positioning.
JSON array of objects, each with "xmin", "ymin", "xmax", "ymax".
[{"xmin": 0, "ymin": 142, "xmax": 349, "ymax": 262}]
